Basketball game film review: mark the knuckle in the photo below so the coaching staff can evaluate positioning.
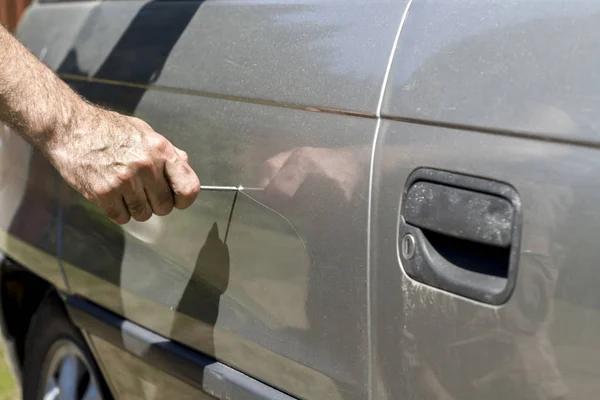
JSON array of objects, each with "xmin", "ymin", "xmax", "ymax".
[
  {"xmin": 149, "ymin": 135, "xmax": 169, "ymax": 153},
  {"xmin": 115, "ymin": 170, "xmax": 134, "ymax": 184},
  {"xmin": 178, "ymin": 179, "xmax": 201, "ymax": 197},
  {"xmin": 180, "ymin": 151, "xmax": 189, "ymax": 163},
  {"xmin": 132, "ymin": 157, "xmax": 154, "ymax": 172},
  {"xmin": 93, "ymin": 183, "xmax": 115, "ymax": 198}
]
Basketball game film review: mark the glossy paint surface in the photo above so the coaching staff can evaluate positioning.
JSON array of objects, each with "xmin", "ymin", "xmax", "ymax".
[
  {"xmin": 9, "ymin": 0, "xmax": 600, "ymax": 399},
  {"xmin": 383, "ymin": 0, "xmax": 600, "ymax": 145},
  {"xmin": 54, "ymin": 0, "xmax": 403, "ymax": 114},
  {"xmin": 0, "ymin": 0, "xmax": 99, "ymax": 293},
  {"xmin": 90, "ymin": 336, "xmax": 213, "ymax": 400},
  {"xmin": 0, "ymin": 124, "xmax": 65, "ymax": 291},
  {"xmin": 371, "ymin": 121, "xmax": 600, "ymax": 400},
  {"xmin": 373, "ymin": 1, "xmax": 600, "ymax": 398},
  {"xmin": 10, "ymin": 0, "xmax": 408, "ymax": 398}
]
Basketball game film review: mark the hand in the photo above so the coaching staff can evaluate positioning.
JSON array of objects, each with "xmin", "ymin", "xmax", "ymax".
[
  {"xmin": 259, "ymin": 146, "xmax": 368, "ymax": 202},
  {"xmin": 47, "ymin": 106, "xmax": 200, "ymax": 224}
]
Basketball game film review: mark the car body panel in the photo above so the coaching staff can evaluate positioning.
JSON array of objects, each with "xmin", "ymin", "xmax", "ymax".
[
  {"xmin": 0, "ymin": 124, "xmax": 65, "ymax": 291},
  {"xmin": 371, "ymin": 120, "xmax": 600, "ymax": 400},
  {"xmin": 67, "ymin": 296, "xmax": 296, "ymax": 400},
  {"xmin": 12, "ymin": 1, "xmax": 600, "ymax": 399},
  {"xmin": 0, "ymin": 0, "xmax": 100, "ymax": 294},
  {"xmin": 9, "ymin": 0, "xmax": 410, "ymax": 398},
  {"xmin": 53, "ymin": 0, "xmax": 403, "ymax": 115},
  {"xmin": 15, "ymin": 1, "xmax": 98, "ymax": 70},
  {"xmin": 382, "ymin": 0, "xmax": 600, "ymax": 145},
  {"xmin": 372, "ymin": 1, "xmax": 600, "ymax": 397},
  {"xmin": 90, "ymin": 336, "xmax": 212, "ymax": 400}
]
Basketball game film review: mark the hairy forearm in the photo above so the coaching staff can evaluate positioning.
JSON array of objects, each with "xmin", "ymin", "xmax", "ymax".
[
  {"xmin": 0, "ymin": 24, "xmax": 89, "ymax": 153},
  {"xmin": 0, "ymin": 26, "xmax": 199, "ymax": 222}
]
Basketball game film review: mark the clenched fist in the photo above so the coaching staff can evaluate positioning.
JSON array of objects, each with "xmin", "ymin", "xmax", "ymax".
[{"xmin": 47, "ymin": 107, "xmax": 200, "ymax": 224}]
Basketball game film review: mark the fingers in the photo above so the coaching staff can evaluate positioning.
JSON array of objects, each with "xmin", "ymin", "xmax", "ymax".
[
  {"xmin": 122, "ymin": 180, "xmax": 153, "ymax": 222},
  {"xmin": 145, "ymin": 186, "xmax": 174, "ymax": 216},
  {"xmin": 174, "ymin": 147, "xmax": 189, "ymax": 162},
  {"xmin": 99, "ymin": 173, "xmax": 174, "ymax": 224},
  {"xmin": 165, "ymin": 154, "xmax": 200, "ymax": 210},
  {"xmin": 103, "ymin": 142, "xmax": 197, "ymax": 223},
  {"xmin": 99, "ymin": 196, "xmax": 130, "ymax": 225},
  {"xmin": 142, "ymin": 164, "xmax": 174, "ymax": 216},
  {"xmin": 91, "ymin": 117, "xmax": 199, "ymax": 222}
]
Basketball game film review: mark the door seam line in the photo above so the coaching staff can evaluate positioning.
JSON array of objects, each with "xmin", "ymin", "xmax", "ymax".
[{"xmin": 366, "ymin": 0, "xmax": 415, "ymax": 398}]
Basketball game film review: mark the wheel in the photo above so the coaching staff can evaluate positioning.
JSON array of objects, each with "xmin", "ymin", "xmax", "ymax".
[{"xmin": 22, "ymin": 294, "xmax": 109, "ymax": 400}]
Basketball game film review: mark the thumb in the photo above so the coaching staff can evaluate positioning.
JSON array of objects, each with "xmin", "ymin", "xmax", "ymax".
[{"xmin": 165, "ymin": 153, "xmax": 200, "ymax": 210}]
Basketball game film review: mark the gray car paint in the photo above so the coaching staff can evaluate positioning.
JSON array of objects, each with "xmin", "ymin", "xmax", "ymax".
[
  {"xmin": 373, "ymin": 0, "xmax": 600, "ymax": 398},
  {"xmin": 7, "ymin": 0, "xmax": 409, "ymax": 398},
  {"xmin": 4, "ymin": 0, "xmax": 600, "ymax": 399},
  {"xmin": 383, "ymin": 0, "xmax": 600, "ymax": 145},
  {"xmin": 53, "ymin": 0, "xmax": 402, "ymax": 115},
  {"xmin": 0, "ymin": 125, "xmax": 66, "ymax": 291}
]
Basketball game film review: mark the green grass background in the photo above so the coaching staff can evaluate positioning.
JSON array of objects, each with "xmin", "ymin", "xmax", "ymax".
[{"xmin": 0, "ymin": 342, "xmax": 18, "ymax": 400}]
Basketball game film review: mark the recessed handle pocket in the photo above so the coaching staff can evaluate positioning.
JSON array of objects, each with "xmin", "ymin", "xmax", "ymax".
[{"xmin": 399, "ymin": 168, "xmax": 522, "ymax": 305}]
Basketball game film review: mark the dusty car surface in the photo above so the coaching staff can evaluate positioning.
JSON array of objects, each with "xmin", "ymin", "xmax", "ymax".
[{"xmin": 2, "ymin": 0, "xmax": 600, "ymax": 399}]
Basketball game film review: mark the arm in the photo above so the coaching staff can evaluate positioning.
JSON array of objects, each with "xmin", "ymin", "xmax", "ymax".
[{"xmin": 0, "ymin": 25, "xmax": 200, "ymax": 224}]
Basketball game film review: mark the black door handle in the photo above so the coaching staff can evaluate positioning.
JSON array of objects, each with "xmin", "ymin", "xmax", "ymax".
[{"xmin": 399, "ymin": 168, "xmax": 522, "ymax": 305}]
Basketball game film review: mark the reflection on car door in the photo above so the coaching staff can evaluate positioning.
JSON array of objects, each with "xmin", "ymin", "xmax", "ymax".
[
  {"xmin": 182, "ymin": 0, "xmax": 410, "ymax": 398},
  {"xmin": 18, "ymin": 0, "xmax": 412, "ymax": 398}
]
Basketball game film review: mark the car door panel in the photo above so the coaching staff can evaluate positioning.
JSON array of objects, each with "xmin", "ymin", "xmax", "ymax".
[
  {"xmin": 50, "ymin": 0, "xmax": 403, "ymax": 114},
  {"xmin": 16, "ymin": 1, "xmax": 98, "ymax": 70},
  {"xmin": 0, "ymin": 2, "xmax": 93, "ymax": 290},
  {"xmin": 90, "ymin": 336, "xmax": 213, "ymax": 400},
  {"xmin": 114, "ymin": 0, "xmax": 402, "ymax": 114},
  {"xmin": 371, "ymin": 121, "xmax": 600, "ymax": 400},
  {"xmin": 382, "ymin": 0, "xmax": 600, "ymax": 144},
  {"xmin": 0, "ymin": 125, "xmax": 66, "ymax": 291},
  {"xmin": 374, "ymin": 0, "xmax": 600, "ymax": 398},
  {"xmin": 16, "ymin": 0, "xmax": 410, "ymax": 398},
  {"xmin": 220, "ymin": 111, "xmax": 377, "ymax": 399}
]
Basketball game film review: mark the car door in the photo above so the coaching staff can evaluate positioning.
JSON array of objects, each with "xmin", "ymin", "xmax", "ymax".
[
  {"xmin": 17, "ymin": 0, "xmax": 411, "ymax": 398},
  {"xmin": 192, "ymin": 0, "xmax": 414, "ymax": 396},
  {"xmin": 17, "ymin": 2, "xmax": 238, "ymax": 398},
  {"xmin": 0, "ymin": 125, "xmax": 65, "ymax": 292},
  {"xmin": 372, "ymin": 0, "xmax": 600, "ymax": 399}
]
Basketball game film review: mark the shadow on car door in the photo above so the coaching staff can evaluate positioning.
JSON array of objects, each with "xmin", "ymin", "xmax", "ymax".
[{"xmin": 49, "ymin": 1, "xmax": 237, "ymax": 397}]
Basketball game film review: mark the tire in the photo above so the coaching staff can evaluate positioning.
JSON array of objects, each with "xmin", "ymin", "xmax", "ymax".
[{"xmin": 22, "ymin": 293, "xmax": 110, "ymax": 400}]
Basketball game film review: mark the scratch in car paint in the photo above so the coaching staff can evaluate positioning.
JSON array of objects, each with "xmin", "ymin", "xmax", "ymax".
[{"xmin": 236, "ymin": 190, "xmax": 309, "ymax": 255}]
